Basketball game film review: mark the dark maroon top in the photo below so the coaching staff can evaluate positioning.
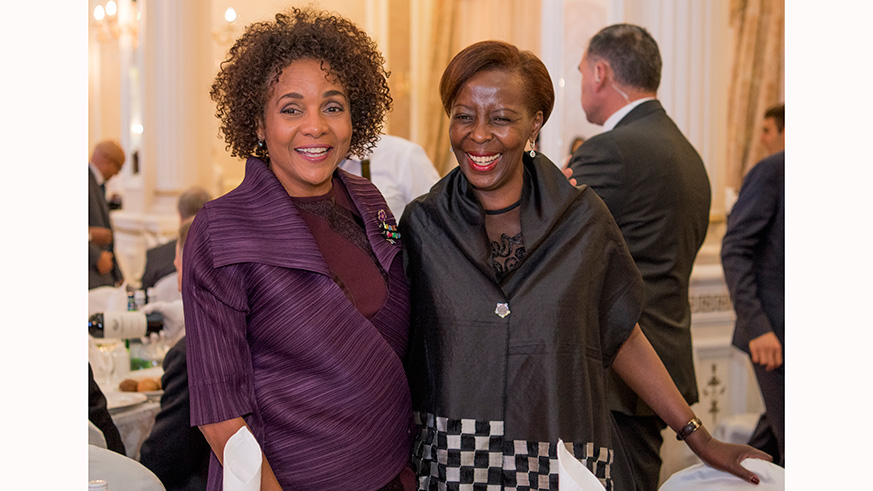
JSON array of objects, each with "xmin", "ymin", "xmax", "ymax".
[
  {"xmin": 182, "ymin": 157, "xmax": 412, "ymax": 490},
  {"xmin": 290, "ymin": 179, "xmax": 388, "ymax": 319}
]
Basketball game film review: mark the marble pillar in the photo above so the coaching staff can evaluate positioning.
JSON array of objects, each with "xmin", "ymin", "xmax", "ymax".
[{"xmin": 111, "ymin": 0, "xmax": 216, "ymax": 288}]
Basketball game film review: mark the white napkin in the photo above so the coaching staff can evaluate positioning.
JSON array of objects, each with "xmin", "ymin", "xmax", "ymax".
[
  {"xmin": 223, "ymin": 426, "xmax": 262, "ymax": 491},
  {"xmin": 557, "ymin": 439, "xmax": 606, "ymax": 490}
]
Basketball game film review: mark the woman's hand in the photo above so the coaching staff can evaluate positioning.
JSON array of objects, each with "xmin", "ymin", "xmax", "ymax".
[
  {"xmin": 684, "ymin": 425, "xmax": 773, "ymax": 484},
  {"xmin": 610, "ymin": 326, "xmax": 773, "ymax": 485},
  {"xmin": 200, "ymin": 418, "xmax": 283, "ymax": 490}
]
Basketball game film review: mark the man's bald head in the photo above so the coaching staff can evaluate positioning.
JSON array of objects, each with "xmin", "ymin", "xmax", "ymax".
[{"xmin": 91, "ymin": 140, "xmax": 125, "ymax": 180}]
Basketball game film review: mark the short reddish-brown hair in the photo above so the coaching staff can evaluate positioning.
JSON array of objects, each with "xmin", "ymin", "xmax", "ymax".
[{"xmin": 439, "ymin": 40, "xmax": 554, "ymax": 124}]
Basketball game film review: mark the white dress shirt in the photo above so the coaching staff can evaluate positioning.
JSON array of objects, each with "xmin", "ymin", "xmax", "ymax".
[
  {"xmin": 339, "ymin": 134, "xmax": 440, "ymax": 219},
  {"xmin": 602, "ymin": 97, "xmax": 655, "ymax": 131}
]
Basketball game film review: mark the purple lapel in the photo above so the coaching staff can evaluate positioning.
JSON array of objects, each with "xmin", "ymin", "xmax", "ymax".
[
  {"xmin": 205, "ymin": 158, "xmax": 401, "ymax": 276},
  {"xmin": 336, "ymin": 169, "xmax": 402, "ymax": 273},
  {"xmin": 205, "ymin": 157, "xmax": 330, "ymax": 276}
]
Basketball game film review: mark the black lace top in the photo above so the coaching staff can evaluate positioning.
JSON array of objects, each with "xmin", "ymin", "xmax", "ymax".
[{"xmin": 484, "ymin": 204, "xmax": 524, "ymax": 280}]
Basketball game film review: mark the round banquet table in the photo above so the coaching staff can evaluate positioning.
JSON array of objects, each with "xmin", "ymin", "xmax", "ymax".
[
  {"xmin": 110, "ymin": 399, "xmax": 161, "ymax": 460},
  {"xmin": 104, "ymin": 367, "xmax": 164, "ymax": 460}
]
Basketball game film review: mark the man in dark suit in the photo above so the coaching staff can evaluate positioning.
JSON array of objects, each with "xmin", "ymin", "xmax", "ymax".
[
  {"xmin": 89, "ymin": 140, "xmax": 125, "ymax": 289},
  {"xmin": 140, "ymin": 220, "xmax": 210, "ymax": 490},
  {"xmin": 139, "ymin": 335, "xmax": 210, "ymax": 490},
  {"xmin": 568, "ymin": 24, "xmax": 711, "ymax": 490},
  {"xmin": 140, "ymin": 187, "xmax": 212, "ymax": 290},
  {"xmin": 89, "ymin": 363, "xmax": 126, "ymax": 455},
  {"xmin": 721, "ymin": 107, "xmax": 785, "ymax": 466}
]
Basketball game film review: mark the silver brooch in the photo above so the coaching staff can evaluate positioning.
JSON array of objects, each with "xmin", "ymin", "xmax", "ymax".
[{"xmin": 495, "ymin": 303, "xmax": 510, "ymax": 318}]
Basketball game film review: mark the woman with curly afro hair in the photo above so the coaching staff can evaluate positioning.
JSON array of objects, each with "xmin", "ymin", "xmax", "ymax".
[{"xmin": 183, "ymin": 8, "xmax": 415, "ymax": 490}]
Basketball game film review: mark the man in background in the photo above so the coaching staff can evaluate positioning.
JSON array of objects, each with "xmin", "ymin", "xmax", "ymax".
[
  {"xmin": 89, "ymin": 140, "xmax": 125, "ymax": 289},
  {"xmin": 339, "ymin": 134, "xmax": 440, "ymax": 219},
  {"xmin": 88, "ymin": 363, "xmax": 126, "ymax": 455},
  {"xmin": 567, "ymin": 24, "xmax": 712, "ymax": 490},
  {"xmin": 140, "ymin": 220, "xmax": 210, "ymax": 490},
  {"xmin": 721, "ymin": 105, "xmax": 785, "ymax": 466},
  {"xmin": 140, "ymin": 186, "xmax": 212, "ymax": 291},
  {"xmin": 759, "ymin": 104, "xmax": 785, "ymax": 156}
]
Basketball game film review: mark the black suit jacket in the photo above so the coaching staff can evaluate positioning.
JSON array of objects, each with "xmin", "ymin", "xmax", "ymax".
[
  {"xmin": 141, "ymin": 240, "xmax": 178, "ymax": 290},
  {"xmin": 89, "ymin": 363, "xmax": 126, "ymax": 455},
  {"xmin": 721, "ymin": 151, "xmax": 784, "ymax": 353},
  {"xmin": 569, "ymin": 100, "xmax": 711, "ymax": 415},
  {"xmin": 139, "ymin": 337, "xmax": 210, "ymax": 491},
  {"xmin": 89, "ymin": 168, "xmax": 123, "ymax": 288}
]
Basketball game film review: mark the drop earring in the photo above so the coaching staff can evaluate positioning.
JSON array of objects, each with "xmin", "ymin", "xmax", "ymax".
[{"xmin": 529, "ymin": 140, "xmax": 536, "ymax": 158}]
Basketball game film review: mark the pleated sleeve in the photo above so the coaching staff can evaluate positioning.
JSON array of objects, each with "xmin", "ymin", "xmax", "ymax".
[{"xmin": 182, "ymin": 209, "xmax": 254, "ymax": 426}]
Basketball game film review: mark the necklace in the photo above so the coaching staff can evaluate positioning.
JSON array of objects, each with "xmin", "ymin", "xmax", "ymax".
[{"xmin": 484, "ymin": 199, "xmax": 522, "ymax": 215}]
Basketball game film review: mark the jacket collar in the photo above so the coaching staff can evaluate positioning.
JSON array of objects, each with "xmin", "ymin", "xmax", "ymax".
[
  {"xmin": 429, "ymin": 153, "xmax": 582, "ymax": 283},
  {"xmin": 340, "ymin": 166, "xmax": 402, "ymax": 273},
  {"xmin": 207, "ymin": 157, "xmax": 400, "ymax": 274},
  {"xmin": 614, "ymin": 99, "xmax": 664, "ymax": 128}
]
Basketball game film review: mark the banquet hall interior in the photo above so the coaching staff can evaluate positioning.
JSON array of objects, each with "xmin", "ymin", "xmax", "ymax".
[{"xmin": 82, "ymin": 0, "xmax": 793, "ymax": 487}]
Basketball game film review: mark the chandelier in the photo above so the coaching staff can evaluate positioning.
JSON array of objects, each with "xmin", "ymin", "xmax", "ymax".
[
  {"xmin": 92, "ymin": 0, "xmax": 139, "ymax": 45},
  {"xmin": 212, "ymin": 7, "xmax": 240, "ymax": 46}
]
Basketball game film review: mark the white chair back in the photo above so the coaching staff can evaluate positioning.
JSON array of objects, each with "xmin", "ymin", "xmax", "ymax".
[{"xmin": 88, "ymin": 421, "xmax": 107, "ymax": 449}]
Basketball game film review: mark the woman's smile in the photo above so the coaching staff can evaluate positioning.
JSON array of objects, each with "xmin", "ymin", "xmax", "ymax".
[
  {"xmin": 295, "ymin": 145, "xmax": 333, "ymax": 162},
  {"xmin": 466, "ymin": 152, "xmax": 503, "ymax": 172}
]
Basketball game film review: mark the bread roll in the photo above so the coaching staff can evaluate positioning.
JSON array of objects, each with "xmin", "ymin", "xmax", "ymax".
[
  {"xmin": 119, "ymin": 379, "xmax": 138, "ymax": 392},
  {"xmin": 137, "ymin": 378, "xmax": 160, "ymax": 392}
]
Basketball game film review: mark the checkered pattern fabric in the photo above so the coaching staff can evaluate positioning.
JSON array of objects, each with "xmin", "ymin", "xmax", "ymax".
[{"xmin": 412, "ymin": 412, "xmax": 614, "ymax": 490}]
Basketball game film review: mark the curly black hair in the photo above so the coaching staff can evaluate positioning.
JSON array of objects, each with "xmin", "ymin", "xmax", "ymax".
[{"xmin": 211, "ymin": 7, "xmax": 392, "ymax": 161}]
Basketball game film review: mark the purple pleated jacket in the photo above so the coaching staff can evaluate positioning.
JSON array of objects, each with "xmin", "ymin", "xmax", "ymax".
[{"xmin": 182, "ymin": 157, "xmax": 413, "ymax": 490}]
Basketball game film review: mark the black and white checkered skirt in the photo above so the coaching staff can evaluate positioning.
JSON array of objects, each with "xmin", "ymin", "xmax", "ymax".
[{"xmin": 412, "ymin": 412, "xmax": 615, "ymax": 490}]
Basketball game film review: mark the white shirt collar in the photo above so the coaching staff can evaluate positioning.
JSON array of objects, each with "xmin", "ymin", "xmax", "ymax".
[
  {"xmin": 602, "ymin": 97, "xmax": 656, "ymax": 131},
  {"xmin": 89, "ymin": 162, "xmax": 106, "ymax": 186}
]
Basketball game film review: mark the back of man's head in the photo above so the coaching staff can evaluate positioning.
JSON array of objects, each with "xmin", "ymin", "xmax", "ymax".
[
  {"xmin": 92, "ymin": 140, "xmax": 124, "ymax": 163},
  {"xmin": 91, "ymin": 140, "xmax": 126, "ymax": 179},
  {"xmin": 764, "ymin": 104, "xmax": 784, "ymax": 133},
  {"xmin": 588, "ymin": 24, "xmax": 661, "ymax": 93},
  {"xmin": 177, "ymin": 187, "xmax": 212, "ymax": 221}
]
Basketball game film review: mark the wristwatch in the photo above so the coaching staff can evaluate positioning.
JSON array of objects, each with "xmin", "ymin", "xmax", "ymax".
[{"xmin": 676, "ymin": 417, "xmax": 703, "ymax": 441}]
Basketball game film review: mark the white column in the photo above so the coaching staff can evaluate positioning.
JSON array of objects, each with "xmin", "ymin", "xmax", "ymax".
[
  {"xmin": 538, "ymin": 0, "xmax": 566, "ymax": 164},
  {"xmin": 112, "ymin": 0, "xmax": 216, "ymax": 288},
  {"xmin": 142, "ymin": 0, "xmax": 215, "ymax": 211},
  {"xmin": 538, "ymin": 0, "xmax": 609, "ymax": 166}
]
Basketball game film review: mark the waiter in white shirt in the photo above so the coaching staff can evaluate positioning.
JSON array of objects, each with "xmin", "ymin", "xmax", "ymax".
[{"xmin": 339, "ymin": 134, "xmax": 440, "ymax": 219}]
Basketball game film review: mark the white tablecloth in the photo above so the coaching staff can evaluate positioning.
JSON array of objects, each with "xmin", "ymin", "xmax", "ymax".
[
  {"xmin": 106, "ymin": 367, "xmax": 164, "ymax": 460},
  {"xmin": 111, "ymin": 400, "xmax": 161, "ymax": 461},
  {"xmin": 89, "ymin": 444, "xmax": 166, "ymax": 490}
]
